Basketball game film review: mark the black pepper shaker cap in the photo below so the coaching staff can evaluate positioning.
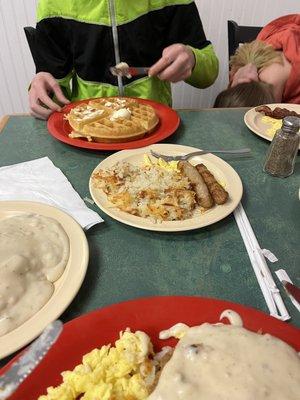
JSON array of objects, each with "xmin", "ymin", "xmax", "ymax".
[{"xmin": 282, "ymin": 116, "xmax": 300, "ymax": 133}]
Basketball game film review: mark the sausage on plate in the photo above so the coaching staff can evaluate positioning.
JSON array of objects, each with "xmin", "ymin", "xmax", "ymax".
[
  {"xmin": 178, "ymin": 161, "xmax": 214, "ymax": 209},
  {"xmin": 196, "ymin": 163, "xmax": 228, "ymax": 205}
]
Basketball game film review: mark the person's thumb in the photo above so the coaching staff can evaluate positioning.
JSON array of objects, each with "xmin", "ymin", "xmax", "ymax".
[
  {"xmin": 52, "ymin": 83, "xmax": 70, "ymax": 105},
  {"xmin": 46, "ymin": 74, "xmax": 70, "ymax": 105}
]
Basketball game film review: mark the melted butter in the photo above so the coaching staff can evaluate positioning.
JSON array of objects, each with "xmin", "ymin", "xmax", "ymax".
[
  {"xmin": 0, "ymin": 214, "xmax": 70, "ymax": 336},
  {"xmin": 73, "ymin": 106, "xmax": 104, "ymax": 121},
  {"xmin": 149, "ymin": 322, "xmax": 300, "ymax": 400}
]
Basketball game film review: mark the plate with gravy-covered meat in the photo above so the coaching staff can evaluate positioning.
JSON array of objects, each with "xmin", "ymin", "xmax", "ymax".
[
  {"xmin": 4, "ymin": 297, "xmax": 299, "ymax": 400},
  {"xmin": 89, "ymin": 144, "xmax": 243, "ymax": 231},
  {"xmin": 244, "ymin": 103, "xmax": 300, "ymax": 147}
]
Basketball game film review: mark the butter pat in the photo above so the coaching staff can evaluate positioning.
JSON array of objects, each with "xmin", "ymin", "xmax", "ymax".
[{"xmin": 110, "ymin": 108, "xmax": 132, "ymax": 121}]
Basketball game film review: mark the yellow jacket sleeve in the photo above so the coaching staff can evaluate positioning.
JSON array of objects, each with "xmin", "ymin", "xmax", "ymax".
[{"xmin": 186, "ymin": 44, "xmax": 219, "ymax": 89}]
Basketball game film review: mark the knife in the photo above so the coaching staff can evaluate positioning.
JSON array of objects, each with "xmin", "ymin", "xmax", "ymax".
[
  {"xmin": 0, "ymin": 320, "xmax": 63, "ymax": 400},
  {"xmin": 110, "ymin": 66, "xmax": 149, "ymax": 78},
  {"xmin": 282, "ymin": 280, "xmax": 300, "ymax": 304}
]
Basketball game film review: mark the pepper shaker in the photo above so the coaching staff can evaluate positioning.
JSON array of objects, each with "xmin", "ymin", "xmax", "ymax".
[{"xmin": 263, "ymin": 116, "xmax": 300, "ymax": 178}]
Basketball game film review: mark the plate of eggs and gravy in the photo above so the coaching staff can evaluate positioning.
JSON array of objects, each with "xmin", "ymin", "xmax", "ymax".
[
  {"xmin": 2, "ymin": 296, "xmax": 299, "ymax": 400},
  {"xmin": 0, "ymin": 201, "xmax": 88, "ymax": 359}
]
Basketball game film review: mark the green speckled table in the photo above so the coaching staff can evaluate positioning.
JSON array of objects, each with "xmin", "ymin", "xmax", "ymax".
[{"xmin": 0, "ymin": 109, "xmax": 299, "ymax": 362}]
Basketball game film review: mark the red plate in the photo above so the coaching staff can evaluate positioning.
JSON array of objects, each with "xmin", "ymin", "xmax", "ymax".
[
  {"xmin": 1, "ymin": 296, "xmax": 299, "ymax": 399},
  {"xmin": 47, "ymin": 97, "xmax": 180, "ymax": 151}
]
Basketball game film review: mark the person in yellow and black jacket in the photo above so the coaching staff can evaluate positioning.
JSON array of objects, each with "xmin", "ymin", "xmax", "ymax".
[{"xmin": 29, "ymin": 0, "xmax": 219, "ymax": 119}]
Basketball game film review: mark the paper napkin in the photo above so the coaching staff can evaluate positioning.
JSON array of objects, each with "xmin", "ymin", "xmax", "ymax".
[{"xmin": 0, "ymin": 157, "xmax": 103, "ymax": 229}]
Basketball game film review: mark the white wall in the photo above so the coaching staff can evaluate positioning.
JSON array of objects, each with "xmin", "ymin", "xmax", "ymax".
[
  {"xmin": 0, "ymin": 0, "xmax": 36, "ymax": 114},
  {"xmin": 0, "ymin": 0, "xmax": 299, "ymax": 115}
]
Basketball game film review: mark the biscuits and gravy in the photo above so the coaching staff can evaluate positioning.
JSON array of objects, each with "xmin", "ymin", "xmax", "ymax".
[{"xmin": 0, "ymin": 214, "xmax": 69, "ymax": 336}]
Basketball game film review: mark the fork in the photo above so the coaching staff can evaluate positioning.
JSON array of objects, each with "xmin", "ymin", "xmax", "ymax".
[{"xmin": 150, "ymin": 148, "xmax": 251, "ymax": 162}]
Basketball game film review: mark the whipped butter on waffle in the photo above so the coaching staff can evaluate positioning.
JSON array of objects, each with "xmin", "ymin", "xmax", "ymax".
[{"xmin": 110, "ymin": 108, "xmax": 132, "ymax": 121}]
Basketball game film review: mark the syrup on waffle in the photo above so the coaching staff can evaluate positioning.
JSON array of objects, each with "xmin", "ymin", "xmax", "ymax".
[{"xmin": 66, "ymin": 97, "xmax": 159, "ymax": 143}]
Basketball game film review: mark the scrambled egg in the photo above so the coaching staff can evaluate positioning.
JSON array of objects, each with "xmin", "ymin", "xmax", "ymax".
[
  {"xmin": 261, "ymin": 116, "xmax": 282, "ymax": 138},
  {"xmin": 38, "ymin": 330, "xmax": 155, "ymax": 400},
  {"xmin": 143, "ymin": 154, "xmax": 178, "ymax": 171}
]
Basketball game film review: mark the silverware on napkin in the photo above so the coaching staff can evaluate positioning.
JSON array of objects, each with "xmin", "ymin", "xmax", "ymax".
[
  {"xmin": 150, "ymin": 148, "xmax": 251, "ymax": 162},
  {"xmin": 0, "ymin": 320, "xmax": 63, "ymax": 400}
]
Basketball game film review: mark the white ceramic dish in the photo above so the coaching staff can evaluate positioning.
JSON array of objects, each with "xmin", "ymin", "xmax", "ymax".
[
  {"xmin": 0, "ymin": 201, "xmax": 89, "ymax": 359},
  {"xmin": 89, "ymin": 144, "xmax": 243, "ymax": 232},
  {"xmin": 244, "ymin": 103, "xmax": 300, "ymax": 147}
]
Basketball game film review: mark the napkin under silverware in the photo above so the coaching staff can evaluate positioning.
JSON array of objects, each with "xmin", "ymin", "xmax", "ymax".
[{"xmin": 0, "ymin": 157, "xmax": 103, "ymax": 230}]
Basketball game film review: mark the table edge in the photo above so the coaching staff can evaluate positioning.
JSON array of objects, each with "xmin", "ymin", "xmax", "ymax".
[{"xmin": 0, "ymin": 116, "xmax": 10, "ymax": 133}]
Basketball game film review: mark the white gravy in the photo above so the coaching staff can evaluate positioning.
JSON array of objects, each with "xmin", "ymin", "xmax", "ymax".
[
  {"xmin": 219, "ymin": 309, "xmax": 243, "ymax": 326},
  {"xmin": 0, "ymin": 214, "xmax": 70, "ymax": 336},
  {"xmin": 149, "ymin": 321, "xmax": 300, "ymax": 400}
]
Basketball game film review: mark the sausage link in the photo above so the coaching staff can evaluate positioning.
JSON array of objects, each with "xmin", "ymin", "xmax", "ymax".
[
  {"xmin": 196, "ymin": 164, "xmax": 229, "ymax": 205},
  {"xmin": 178, "ymin": 161, "xmax": 214, "ymax": 209}
]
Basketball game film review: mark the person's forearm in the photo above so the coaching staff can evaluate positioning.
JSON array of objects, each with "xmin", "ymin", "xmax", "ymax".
[{"xmin": 185, "ymin": 44, "xmax": 219, "ymax": 88}]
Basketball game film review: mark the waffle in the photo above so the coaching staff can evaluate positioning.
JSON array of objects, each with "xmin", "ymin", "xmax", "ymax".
[
  {"xmin": 66, "ymin": 97, "xmax": 159, "ymax": 143},
  {"xmin": 65, "ymin": 104, "xmax": 107, "ymax": 132}
]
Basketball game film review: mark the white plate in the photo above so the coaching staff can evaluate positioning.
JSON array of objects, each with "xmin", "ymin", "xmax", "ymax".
[
  {"xmin": 89, "ymin": 144, "xmax": 243, "ymax": 232},
  {"xmin": 244, "ymin": 103, "xmax": 300, "ymax": 147},
  {"xmin": 0, "ymin": 201, "xmax": 89, "ymax": 359}
]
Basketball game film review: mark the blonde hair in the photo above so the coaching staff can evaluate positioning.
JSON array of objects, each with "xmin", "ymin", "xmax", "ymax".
[{"xmin": 230, "ymin": 40, "xmax": 283, "ymax": 73}]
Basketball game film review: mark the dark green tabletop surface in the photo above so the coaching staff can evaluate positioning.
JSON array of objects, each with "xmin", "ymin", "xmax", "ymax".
[{"xmin": 0, "ymin": 109, "xmax": 299, "ymax": 364}]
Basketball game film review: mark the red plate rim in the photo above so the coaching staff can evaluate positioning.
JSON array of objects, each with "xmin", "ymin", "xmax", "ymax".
[
  {"xmin": 1, "ymin": 295, "xmax": 299, "ymax": 399},
  {"xmin": 47, "ymin": 97, "xmax": 180, "ymax": 151}
]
